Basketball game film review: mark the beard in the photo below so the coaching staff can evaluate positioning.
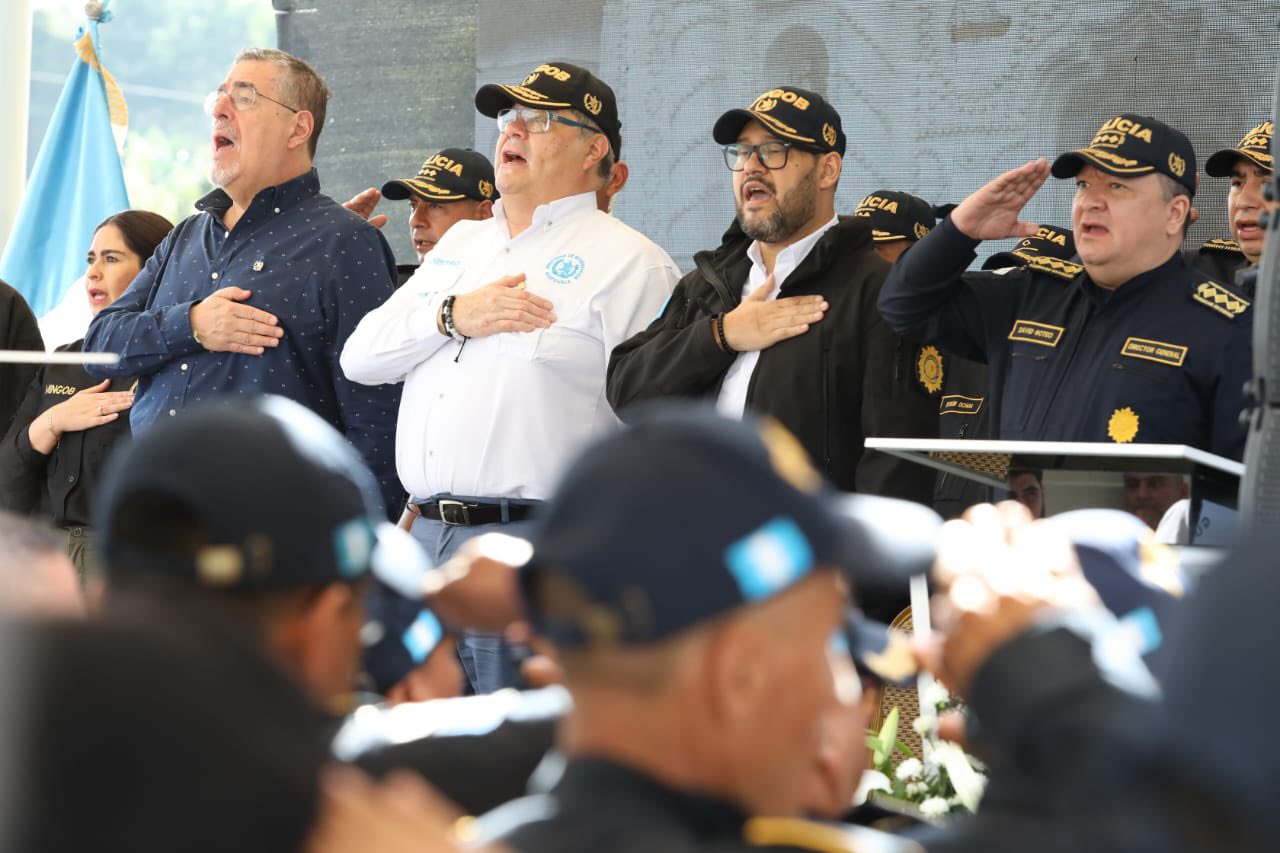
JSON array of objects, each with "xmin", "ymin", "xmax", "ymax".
[
  {"xmin": 209, "ymin": 161, "xmax": 238, "ymax": 189},
  {"xmin": 736, "ymin": 165, "xmax": 818, "ymax": 244}
]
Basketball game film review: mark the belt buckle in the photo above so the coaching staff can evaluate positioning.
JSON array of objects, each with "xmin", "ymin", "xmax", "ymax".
[{"xmin": 437, "ymin": 499, "xmax": 471, "ymax": 526}]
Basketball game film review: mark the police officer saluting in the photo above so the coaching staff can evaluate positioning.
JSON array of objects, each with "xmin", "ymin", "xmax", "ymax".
[{"xmin": 879, "ymin": 114, "xmax": 1252, "ymax": 459}]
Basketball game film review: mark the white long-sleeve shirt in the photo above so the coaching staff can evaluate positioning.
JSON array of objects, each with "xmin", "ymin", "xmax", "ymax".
[{"xmin": 341, "ymin": 191, "xmax": 679, "ymax": 501}]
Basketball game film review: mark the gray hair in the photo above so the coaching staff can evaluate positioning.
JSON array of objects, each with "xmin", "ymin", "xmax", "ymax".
[{"xmin": 234, "ymin": 47, "xmax": 331, "ymax": 158}]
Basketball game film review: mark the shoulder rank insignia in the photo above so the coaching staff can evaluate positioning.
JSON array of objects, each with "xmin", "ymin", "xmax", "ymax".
[
  {"xmin": 1108, "ymin": 407, "xmax": 1139, "ymax": 444},
  {"xmin": 1192, "ymin": 280, "xmax": 1250, "ymax": 319},
  {"xmin": 1024, "ymin": 255, "xmax": 1083, "ymax": 281},
  {"xmin": 1200, "ymin": 238, "xmax": 1243, "ymax": 256},
  {"xmin": 916, "ymin": 345, "xmax": 944, "ymax": 395},
  {"xmin": 743, "ymin": 817, "xmax": 924, "ymax": 853}
]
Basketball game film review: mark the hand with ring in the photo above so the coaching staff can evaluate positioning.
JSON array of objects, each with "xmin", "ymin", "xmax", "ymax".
[{"xmin": 27, "ymin": 379, "xmax": 135, "ymax": 456}]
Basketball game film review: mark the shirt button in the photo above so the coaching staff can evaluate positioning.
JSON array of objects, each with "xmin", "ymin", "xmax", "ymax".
[
  {"xmin": 211, "ymin": 272, "xmax": 220, "ymax": 280},
  {"xmin": 273, "ymin": 207, "xmax": 281, "ymax": 214},
  {"xmin": 169, "ymin": 409, "xmax": 177, "ymax": 417},
  {"xmin": 180, "ymin": 363, "xmax": 189, "ymax": 372},
  {"xmin": 224, "ymin": 230, "xmax": 229, "ymax": 238},
  {"xmin": 67, "ymin": 474, "xmax": 76, "ymax": 484}
]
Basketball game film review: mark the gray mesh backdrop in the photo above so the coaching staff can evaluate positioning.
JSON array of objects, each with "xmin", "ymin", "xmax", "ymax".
[{"xmin": 282, "ymin": 0, "xmax": 1279, "ymax": 271}]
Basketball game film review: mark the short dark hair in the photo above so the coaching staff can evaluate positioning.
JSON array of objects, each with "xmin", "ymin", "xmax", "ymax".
[
  {"xmin": 1156, "ymin": 173, "xmax": 1193, "ymax": 237},
  {"xmin": 235, "ymin": 48, "xmax": 331, "ymax": 159},
  {"xmin": 94, "ymin": 210, "xmax": 174, "ymax": 262}
]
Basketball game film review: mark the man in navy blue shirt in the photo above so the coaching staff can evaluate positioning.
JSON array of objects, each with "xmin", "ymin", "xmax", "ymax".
[
  {"xmin": 879, "ymin": 114, "xmax": 1252, "ymax": 460},
  {"xmin": 84, "ymin": 48, "xmax": 402, "ymax": 514}
]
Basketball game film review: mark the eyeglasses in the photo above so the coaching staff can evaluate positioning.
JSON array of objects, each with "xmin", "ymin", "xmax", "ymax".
[
  {"xmin": 722, "ymin": 140, "xmax": 815, "ymax": 171},
  {"xmin": 203, "ymin": 82, "xmax": 300, "ymax": 117},
  {"xmin": 496, "ymin": 107, "xmax": 599, "ymax": 136}
]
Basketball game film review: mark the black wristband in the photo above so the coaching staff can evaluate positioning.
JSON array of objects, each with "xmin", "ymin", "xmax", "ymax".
[
  {"xmin": 714, "ymin": 313, "xmax": 735, "ymax": 353},
  {"xmin": 441, "ymin": 295, "xmax": 468, "ymax": 343}
]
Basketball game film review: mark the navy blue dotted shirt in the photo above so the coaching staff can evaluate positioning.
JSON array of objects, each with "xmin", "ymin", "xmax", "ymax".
[{"xmin": 85, "ymin": 169, "xmax": 404, "ymax": 516}]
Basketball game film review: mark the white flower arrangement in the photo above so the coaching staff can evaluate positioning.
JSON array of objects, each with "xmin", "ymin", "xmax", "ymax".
[{"xmin": 863, "ymin": 683, "xmax": 988, "ymax": 822}]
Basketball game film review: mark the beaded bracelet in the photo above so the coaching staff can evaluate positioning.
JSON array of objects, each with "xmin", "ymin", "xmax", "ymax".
[
  {"xmin": 713, "ymin": 313, "xmax": 735, "ymax": 353},
  {"xmin": 441, "ymin": 295, "xmax": 468, "ymax": 344}
]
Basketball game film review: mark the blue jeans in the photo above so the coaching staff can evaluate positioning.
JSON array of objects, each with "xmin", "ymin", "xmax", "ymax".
[{"xmin": 410, "ymin": 515, "xmax": 536, "ymax": 694}]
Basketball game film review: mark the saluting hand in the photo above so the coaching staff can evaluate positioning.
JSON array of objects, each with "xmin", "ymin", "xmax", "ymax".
[
  {"xmin": 27, "ymin": 379, "xmax": 134, "ymax": 455},
  {"xmin": 189, "ymin": 286, "xmax": 284, "ymax": 355},
  {"xmin": 445, "ymin": 274, "xmax": 557, "ymax": 338},
  {"xmin": 722, "ymin": 273, "xmax": 828, "ymax": 353},
  {"xmin": 344, "ymin": 187, "xmax": 388, "ymax": 230},
  {"xmin": 950, "ymin": 158, "xmax": 1050, "ymax": 241}
]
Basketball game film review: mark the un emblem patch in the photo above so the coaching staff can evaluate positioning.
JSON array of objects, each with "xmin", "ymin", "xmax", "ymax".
[{"xmin": 546, "ymin": 253, "xmax": 585, "ymax": 284}]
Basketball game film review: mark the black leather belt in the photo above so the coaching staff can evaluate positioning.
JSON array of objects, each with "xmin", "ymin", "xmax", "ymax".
[{"xmin": 413, "ymin": 498, "xmax": 539, "ymax": 526}]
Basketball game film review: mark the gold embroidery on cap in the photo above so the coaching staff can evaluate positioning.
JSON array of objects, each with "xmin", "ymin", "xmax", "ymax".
[
  {"xmin": 197, "ymin": 546, "xmax": 243, "ymax": 586},
  {"xmin": 1008, "ymin": 319, "xmax": 1064, "ymax": 346},
  {"xmin": 1108, "ymin": 407, "xmax": 1139, "ymax": 444},
  {"xmin": 477, "ymin": 179, "xmax": 493, "ymax": 199},
  {"xmin": 1193, "ymin": 281, "xmax": 1250, "ymax": 319},
  {"xmin": 913, "ymin": 222, "xmax": 929, "ymax": 239},
  {"xmin": 916, "ymin": 345, "xmax": 944, "ymax": 395},
  {"xmin": 822, "ymin": 122, "xmax": 836, "ymax": 147},
  {"xmin": 751, "ymin": 89, "xmax": 810, "ymax": 111},
  {"xmin": 1168, "ymin": 153, "xmax": 1186, "ymax": 177},
  {"xmin": 583, "ymin": 93, "xmax": 602, "ymax": 116},
  {"xmin": 940, "ymin": 395, "xmax": 983, "ymax": 415},
  {"xmin": 752, "ymin": 97, "xmax": 778, "ymax": 112}
]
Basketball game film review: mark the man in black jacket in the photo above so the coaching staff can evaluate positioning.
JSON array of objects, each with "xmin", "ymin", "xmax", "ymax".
[{"xmin": 606, "ymin": 87, "xmax": 936, "ymax": 507}]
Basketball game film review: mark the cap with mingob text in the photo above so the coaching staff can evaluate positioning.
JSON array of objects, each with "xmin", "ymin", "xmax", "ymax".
[
  {"xmin": 475, "ymin": 61, "xmax": 621, "ymax": 156},
  {"xmin": 714, "ymin": 86, "xmax": 846, "ymax": 156},
  {"xmin": 1051, "ymin": 113, "xmax": 1197, "ymax": 196},
  {"xmin": 517, "ymin": 405, "xmax": 941, "ymax": 649},
  {"xmin": 382, "ymin": 147, "xmax": 498, "ymax": 205}
]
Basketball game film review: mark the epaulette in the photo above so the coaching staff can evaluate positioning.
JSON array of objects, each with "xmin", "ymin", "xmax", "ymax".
[
  {"xmin": 742, "ymin": 817, "xmax": 925, "ymax": 853},
  {"xmin": 1024, "ymin": 254, "xmax": 1083, "ymax": 281},
  {"xmin": 1191, "ymin": 279, "xmax": 1251, "ymax": 320},
  {"xmin": 1200, "ymin": 238, "xmax": 1243, "ymax": 256}
]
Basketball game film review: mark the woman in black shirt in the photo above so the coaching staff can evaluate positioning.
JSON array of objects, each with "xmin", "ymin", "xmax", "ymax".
[{"xmin": 0, "ymin": 210, "xmax": 173, "ymax": 587}]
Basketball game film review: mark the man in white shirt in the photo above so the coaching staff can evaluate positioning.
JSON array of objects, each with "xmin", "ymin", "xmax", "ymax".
[{"xmin": 341, "ymin": 61, "xmax": 678, "ymax": 692}]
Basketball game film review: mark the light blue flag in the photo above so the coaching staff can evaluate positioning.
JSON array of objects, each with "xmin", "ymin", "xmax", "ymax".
[{"xmin": 0, "ymin": 2, "xmax": 129, "ymax": 317}]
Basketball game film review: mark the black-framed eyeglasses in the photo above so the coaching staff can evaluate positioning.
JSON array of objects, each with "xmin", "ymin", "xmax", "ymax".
[
  {"xmin": 722, "ymin": 140, "xmax": 814, "ymax": 171},
  {"xmin": 497, "ymin": 107, "xmax": 599, "ymax": 136},
  {"xmin": 203, "ymin": 82, "xmax": 301, "ymax": 117}
]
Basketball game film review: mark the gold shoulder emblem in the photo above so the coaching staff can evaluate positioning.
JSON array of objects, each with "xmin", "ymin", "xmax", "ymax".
[
  {"xmin": 1108, "ymin": 407, "xmax": 1139, "ymax": 444},
  {"xmin": 1025, "ymin": 255, "xmax": 1083, "ymax": 280},
  {"xmin": 1192, "ymin": 281, "xmax": 1250, "ymax": 319},
  {"xmin": 916, "ymin": 345, "xmax": 944, "ymax": 395}
]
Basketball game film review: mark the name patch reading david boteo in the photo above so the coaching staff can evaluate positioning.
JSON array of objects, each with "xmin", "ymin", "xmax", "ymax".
[{"xmin": 1007, "ymin": 320, "xmax": 1064, "ymax": 347}]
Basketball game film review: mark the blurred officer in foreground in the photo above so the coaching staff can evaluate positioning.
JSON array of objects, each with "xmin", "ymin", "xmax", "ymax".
[
  {"xmin": 1190, "ymin": 121, "xmax": 1275, "ymax": 293},
  {"xmin": 472, "ymin": 406, "xmax": 936, "ymax": 853},
  {"xmin": 880, "ymin": 114, "xmax": 1252, "ymax": 459},
  {"xmin": 0, "ymin": 511, "xmax": 83, "ymax": 617},
  {"xmin": 95, "ymin": 394, "xmax": 442, "ymax": 709},
  {"xmin": 1, "ymin": 614, "xmax": 326, "ymax": 852}
]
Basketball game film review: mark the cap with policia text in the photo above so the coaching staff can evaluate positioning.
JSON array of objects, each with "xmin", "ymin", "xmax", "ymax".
[
  {"xmin": 1052, "ymin": 113, "xmax": 1197, "ymax": 196},
  {"xmin": 714, "ymin": 86, "xmax": 846, "ymax": 156},
  {"xmin": 1205, "ymin": 121, "xmax": 1274, "ymax": 177},
  {"xmin": 96, "ymin": 395, "xmax": 431, "ymax": 599},
  {"xmin": 983, "ymin": 224, "xmax": 1076, "ymax": 271},
  {"xmin": 518, "ymin": 405, "xmax": 940, "ymax": 650},
  {"xmin": 382, "ymin": 148, "xmax": 498, "ymax": 205},
  {"xmin": 853, "ymin": 190, "xmax": 936, "ymax": 242},
  {"xmin": 475, "ymin": 61, "xmax": 621, "ymax": 156}
]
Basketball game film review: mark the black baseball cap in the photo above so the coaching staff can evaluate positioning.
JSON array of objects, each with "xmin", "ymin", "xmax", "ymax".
[
  {"xmin": 518, "ymin": 405, "xmax": 941, "ymax": 649},
  {"xmin": 382, "ymin": 147, "xmax": 498, "ymax": 204},
  {"xmin": 475, "ymin": 61, "xmax": 621, "ymax": 156},
  {"xmin": 714, "ymin": 86, "xmax": 846, "ymax": 156},
  {"xmin": 853, "ymin": 190, "xmax": 936, "ymax": 242},
  {"xmin": 96, "ymin": 395, "xmax": 432, "ymax": 598},
  {"xmin": 983, "ymin": 224, "xmax": 1076, "ymax": 270},
  {"xmin": 1052, "ymin": 113, "xmax": 1197, "ymax": 196},
  {"xmin": 1205, "ymin": 121, "xmax": 1274, "ymax": 177}
]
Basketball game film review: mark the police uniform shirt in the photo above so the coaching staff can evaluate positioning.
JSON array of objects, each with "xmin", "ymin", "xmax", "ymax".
[
  {"xmin": 340, "ymin": 191, "xmax": 678, "ymax": 500},
  {"xmin": 717, "ymin": 216, "xmax": 839, "ymax": 418},
  {"xmin": 879, "ymin": 217, "xmax": 1252, "ymax": 459},
  {"xmin": 1184, "ymin": 239, "xmax": 1251, "ymax": 296}
]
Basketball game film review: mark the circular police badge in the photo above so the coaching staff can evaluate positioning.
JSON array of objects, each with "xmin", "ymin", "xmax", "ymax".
[
  {"xmin": 916, "ymin": 345, "xmax": 944, "ymax": 395},
  {"xmin": 1107, "ymin": 407, "xmax": 1139, "ymax": 443},
  {"xmin": 545, "ymin": 253, "xmax": 586, "ymax": 284}
]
